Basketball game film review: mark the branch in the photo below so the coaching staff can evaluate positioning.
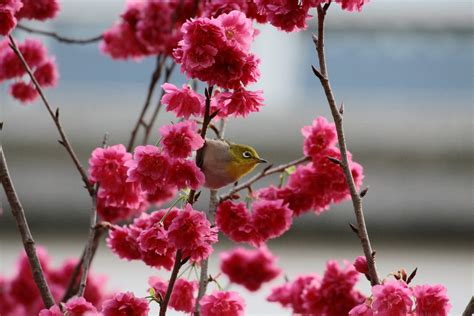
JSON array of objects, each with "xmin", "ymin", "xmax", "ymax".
[
  {"xmin": 463, "ymin": 296, "xmax": 474, "ymax": 316},
  {"xmin": 0, "ymin": 146, "xmax": 55, "ymax": 308},
  {"xmin": 219, "ymin": 156, "xmax": 311, "ymax": 202},
  {"xmin": 16, "ymin": 24, "xmax": 103, "ymax": 44},
  {"xmin": 8, "ymin": 35, "xmax": 94, "ymax": 196},
  {"xmin": 127, "ymin": 55, "xmax": 166, "ymax": 152},
  {"xmin": 314, "ymin": 5, "xmax": 380, "ymax": 285},
  {"xmin": 142, "ymin": 61, "xmax": 177, "ymax": 145},
  {"xmin": 194, "ymin": 189, "xmax": 219, "ymax": 315},
  {"xmin": 160, "ymin": 85, "xmax": 214, "ymax": 316}
]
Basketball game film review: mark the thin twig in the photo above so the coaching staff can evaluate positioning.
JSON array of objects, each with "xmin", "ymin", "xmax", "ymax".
[
  {"xmin": 142, "ymin": 62, "xmax": 177, "ymax": 145},
  {"xmin": 314, "ymin": 5, "xmax": 380, "ymax": 285},
  {"xmin": 127, "ymin": 55, "xmax": 166, "ymax": 152},
  {"xmin": 0, "ymin": 146, "xmax": 55, "ymax": 308},
  {"xmin": 160, "ymin": 85, "xmax": 214, "ymax": 316},
  {"xmin": 16, "ymin": 24, "xmax": 103, "ymax": 44},
  {"xmin": 220, "ymin": 156, "xmax": 311, "ymax": 201},
  {"xmin": 8, "ymin": 35, "xmax": 94, "ymax": 196}
]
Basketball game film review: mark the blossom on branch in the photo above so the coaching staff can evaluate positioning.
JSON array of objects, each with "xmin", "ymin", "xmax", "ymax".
[
  {"xmin": 161, "ymin": 83, "xmax": 205, "ymax": 119},
  {"xmin": 15, "ymin": 0, "xmax": 59, "ymax": 21},
  {"xmin": 200, "ymin": 291, "xmax": 246, "ymax": 316},
  {"xmin": 101, "ymin": 291, "xmax": 149, "ymax": 316}
]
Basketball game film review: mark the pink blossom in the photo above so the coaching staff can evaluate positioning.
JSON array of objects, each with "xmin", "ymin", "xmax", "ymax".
[
  {"xmin": 107, "ymin": 226, "xmax": 142, "ymax": 261},
  {"xmin": 169, "ymin": 278, "xmax": 198, "ymax": 313},
  {"xmin": 251, "ymin": 199, "xmax": 293, "ymax": 245},
  {"xmin": 217, "ymin": 10, "xmax": 257, "ymax": 51},
  {"xmin": 16, "ymin": 0, "xmax": 60, "ymax": 21},
  {"xmin": 302, "ymin": 116, "xmax": 337, "ymax": 160},
  {"xmin": 200, "ymin": 291, "xmax": 245, "ymax": 316},
  {"xmin": 412, "ymin": 284, "xmax": 450, "ymax": 316},
  {"xmin": 267, "ymin": 274, "xmax": 318, "ymax": 314},
  {"xmin": 160, "ymin": 120, "xmax": 204, "ymax": 158},
  {"xmin": 126, "ymin": 145, "xmax": 169, "ymax": 193},
  {"xmin": 215, "ymin": 200, "xmax": 257, "ymax": 244},
  {"xmin": 220, "ymin": 247, "xmax": 281, "ymax": 291},
  {"xmin": 372, "ymin": 280, "xmax": 413, "ymax": 316},
  {"xmin": 33, "ymin": 58, "xmax": 59, "ymax": 87},
  {"xmin": 168, "ymin": 159, "xmax": 205, "ymax": 190},
  {"xmin": 161, "ymin": 83, "xmax": 205, "ymax": 119},
  {"xmin": 9, "ymin": 81, "xmax": 38, "ymax": 103},
  {"xmin": 89, "ymin": 144, "xmax": 143, "ymax": 209},
  {"xmin": 137, "ymin": 223, "xmax": 169, "ymax": 256},
  {"xmin": 167, "ymin": 204, "xmax": 218, "ymax": 262},
  {"xmin": 349, "ymin": 303, "xmax": 374, "ymax": 316},
  {"xmin": 20, "ymin": 38, "xmax": 47, "ymax": 67},
  {"xmin": 353, "ymin": 256, "xmax": 369, "ymax": 275},
  {"xmin": 216, "ymin": 88, "xmax": 264, "ymax": 117},
  {"xmin": 335, "ymin": 0, "xmax": 369, "ymax": 12},
  {"xmin": 255, "ymin": 0, "xmax": 312, "ymax": 32},
  {"xmin": 96, "ymin": 196, "xmax": 147, "ymax": 223},
  {"xmin": 100, "ymin": 21, "xmax": 148, "ymax": 60},
  {"xmin": 0, "ymin": 8, "xmax": 17, "ymax": 36},
  {"xmin": 38, "ymin": 305, "xmax": 63, "ymax": 316},
  {"xmin": 0, "ymin": 38, "xmax": 47, "ymax": 82},
  {"xmin": 101, "ymin": 292, "xmax": 149, "ymax": 316},
  {"xmin": 64, "ymin": 297, "xmax": 97, "ymax": 315},
  {"xmin": 203, "ymin": 0, "xmax": 248, "ymax": 18}
]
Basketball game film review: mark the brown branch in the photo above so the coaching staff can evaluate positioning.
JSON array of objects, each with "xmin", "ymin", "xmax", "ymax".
[
  {"xmin": 16, "ymin": 24, "xmax": 103, "ymax": 44},
  {"xmin": 0, "ymin": 146, "xmax": 56, "ymax": 308},
  {"xmin": 462, "ymin": 296, "xmax": 474, "ymax": 316},
  {"xmin": 220, "ymin": 156, "xmax": 311, "ymax": 202},
  {"xmin": 61, "ymin": 224, "xmax": 104, "ymax": 302},
  {"xmin": 314, "ymin": 5, "xmax": 380, "ymax": 285},
  {"xmin": 8, "ymin": 35, "xmax": 94, "ymax": 196},
  {"xmin": 142, "ymin": 61, "xmax": 177, "ymax": 145},
  {"xmin": 127, "ymin": 55, "xmax": 166, "ymax": 152},
  {"xmin": 194, "ymin": 189, "xmax": 219, "ymax": 315},
  {"xmin": 160, "ymin": 85, "xmax": 214, "ymax": 316}
]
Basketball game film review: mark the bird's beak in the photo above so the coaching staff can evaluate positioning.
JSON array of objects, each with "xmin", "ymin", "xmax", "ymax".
[{"xmin": 257, "ymin": 158, "xmax": 268, "ymax": 163}]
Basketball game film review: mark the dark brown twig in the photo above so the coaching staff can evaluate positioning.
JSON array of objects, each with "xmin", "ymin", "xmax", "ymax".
[
  {"xmin": 16, "ymin": 24, "xmax": 103, "ymax": 44},
  {"xmin": 462, "ymin": 296, "xmax": 474, "ymax": 316},
  {"xmin": 8, "ymin": 35, "xmax": 94, "ymax": 196},
  {"xmin": 160, "ymin": 85, "xmax": 214, "ymax": 316},
  {"xmin": 313, "ymin": 5, "xmax": 380, "ymax": 285},
  {"xmin": 220, "ymin": 156, "xmax": 311, "ymax": 202},
  {"xmin": 142, "ymin": 61, "xmax": 177, "ymax": 145},
  {"xmin": 0, "ymin": 146, "xmax": 55, "ymax": 308},
  {"xmin": 127, "ymin": 55, "xmax": 166, "ymax": 151}
]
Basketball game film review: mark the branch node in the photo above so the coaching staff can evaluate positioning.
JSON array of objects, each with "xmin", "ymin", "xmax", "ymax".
[
  {"xmin": 327, "ymin": 156, "xmax": 342, "ymax": 166},
  {"xmin": 407, "ymin": 267, "xmax": 418, "ymax": 284},
  {"xmin": 360, "ymin": 186, "xmax": 369, "ymax": 198},
  {"xmin": 349, "ymin": 223, "xmax": 359, "ymax": 235},
  {"xmin": 54, "ymin": 108, "xmax": 60, "ymax": 120},
  {"xmin": 339, "ymin": 101, "xmax": 344, "ymax": 115},
  {"xmin": 311, "ymin": 65, "xmax": 326, "ymax": 81}
]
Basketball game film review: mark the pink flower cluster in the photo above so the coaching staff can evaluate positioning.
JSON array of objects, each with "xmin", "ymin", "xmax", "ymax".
[
  {"xmin": 161, "ymin": 83, "xmax": 265, "ymax": 119},
  {"xmin": 268, "ymin": 260, "xmax": 365, "ymax": 315},
  {"xmin": 258, "ymin": 116, "xmax": 364, "ymax": 216},
  {"xmin": 88, "ymin": 121, "xmax": 204, "ymax": 222},
  {"xmin": 0, "ymin": 0, "xmax": 22, "ymax": 36},
  {"xmin": 220, "ymin": 247, "xmax": 281, "ymax": 291},
  {"xmin": 39, "ymin": 291, "xmax": 149, "ymax": 316},
  {"xmin": 0, "ymin": 0, "xmax": 59, "ymax": 36},
  {"xmin": 173, "ymin": 10, "xmax": 260, "ymax": 90},
  {"xmin": 107, "ymin": 205, "xmax": 217, "ymax": 269},
  {"xmin": 149, "ymin": 276, "xmax": 197, "ymax": 313},
  {"xmin": 202, "ymin": 0, "xmax": 266, "ymax": 22},
  {"xmin": 0, "ymin": 247, "xmax": 109, "ymax": 316},
  {"xmin": 0, "ymin": 38, "xmax": 58, "ymax": 104},
  {"xmin": 100, "ymin": 0, "xmax": 197, "ymax": 59},
  {"xmin": 216, "ymin": 199, "xmax": 292, "ymax": 247},
  {"xmin": 349, "ymin": 281, "xmax": 451, "ymax": 316},
  {"xmin": 200, "ymin": 291, "xmax": 246, "ymax": 316}
]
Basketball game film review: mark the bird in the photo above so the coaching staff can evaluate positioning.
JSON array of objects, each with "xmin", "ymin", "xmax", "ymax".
[{"xmin": 200, "ymin": 138, "xmax": 267, "ymax": 189}]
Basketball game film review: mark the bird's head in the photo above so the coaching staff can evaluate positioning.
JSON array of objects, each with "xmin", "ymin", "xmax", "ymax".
[{"xmin": 226, "ymin": 142, "xmax": 267, "ymax": 181}]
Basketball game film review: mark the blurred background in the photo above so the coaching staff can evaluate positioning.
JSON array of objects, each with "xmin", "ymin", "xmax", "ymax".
[{"xmin": 1, "ymin": 0, "xmax": 472, "ymax": 314}]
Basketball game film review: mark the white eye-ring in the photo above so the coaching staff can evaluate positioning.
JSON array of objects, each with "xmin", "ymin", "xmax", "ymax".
[{"xmin": 242, "ymin": 151, "xmax": 252, "ymax": 159}]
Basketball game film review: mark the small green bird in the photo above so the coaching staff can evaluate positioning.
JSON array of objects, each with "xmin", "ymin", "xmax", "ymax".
[{"xmin": 201, "ymin": 139, "xmax": 267, "ymax": 189}]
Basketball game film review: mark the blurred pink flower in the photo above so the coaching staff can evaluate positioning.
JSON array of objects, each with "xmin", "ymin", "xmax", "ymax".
[
  {"xmin": 353, "ymin": 256, "xmax": 369, "ymax": 275},
  {"xmin": 101, "ymin": 292, "xmax": 149, "ymax": 316},
  {"xmin": 16, "ymin": 0, "xmax": 59, "ymax": 20},
  {"xmin": 201, "ymin": 291, "xmax": 245, "ymax": 316},
  {"xmin": 372, "ymin": 280, "xmax": 413, "ymax": 316},
  {"xmin": 412, "ymin": 284, "xmax": 451, "ymax": 316}
]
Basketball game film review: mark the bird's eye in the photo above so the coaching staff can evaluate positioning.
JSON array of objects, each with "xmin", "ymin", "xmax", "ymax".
[{"xmin": 242, "ymin": 151, "xmax": 252, "ymax": 159}]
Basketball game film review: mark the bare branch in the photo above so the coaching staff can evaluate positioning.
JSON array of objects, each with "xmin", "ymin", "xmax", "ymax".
[
  {"xmin": 462, "ymin": 296, "xmax": 474, "ymax": 316},
  {"xmin": 8, "ymin": 35, "xmax": 94, "ymax": 196},
  {"xmin": 0, "ymin": 146, "xmax": 55, "ymax": 308},
  {"xmin": 127, "ymin": 55, "xmax": 166, "ymax": 152},
  {"xmin": 314, "ymin": 5, "xmax": 380, "ymax": 285},
  {"xmin": 16, "ymin": 24, "xmax": 103, "ymax": 44},
  {"xmin": 220, "ymin": 156, "xmax": 311, "ymax": 202}
]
